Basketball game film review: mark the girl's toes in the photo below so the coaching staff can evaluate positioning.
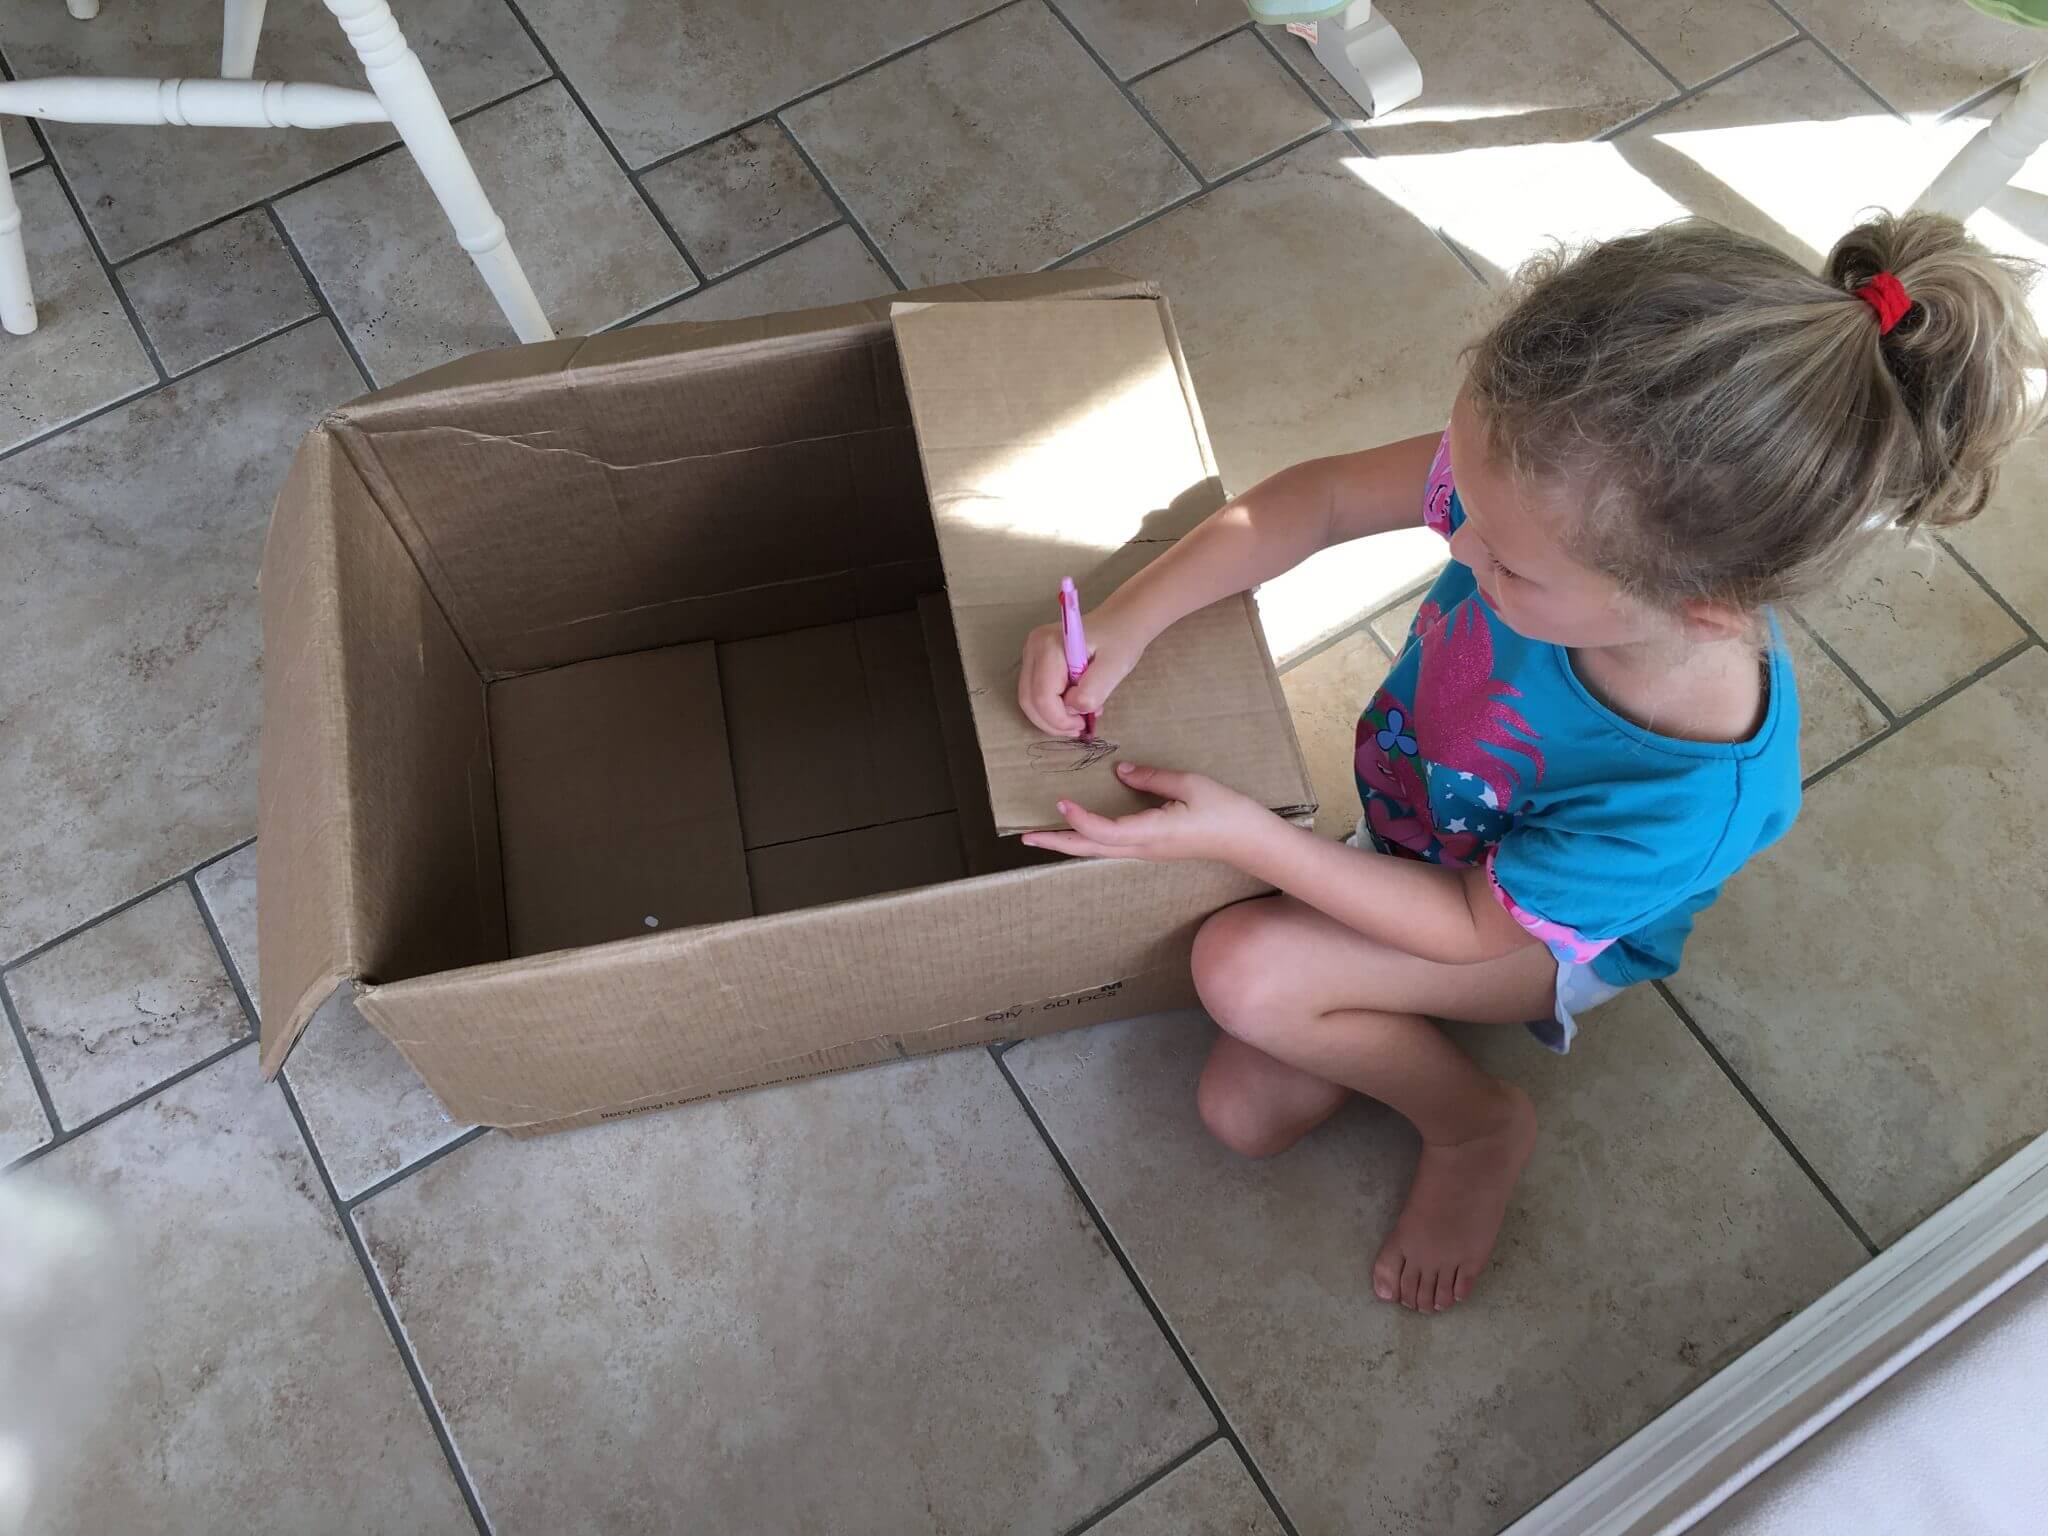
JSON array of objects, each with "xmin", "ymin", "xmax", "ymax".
[
  {"xmin": 1399, "ymin": 1261, "xmax": 1426, "ymax": 1311},
  {"xmin": 1453, "ymin": 1266, "xmax": 1476, "ymax": 1304},
  {"xmin": 1432, "ymin": 1269, "xmax": 1457, "ymax": 1312},
  {"xmin": 1371, "ymin": 1252, "xmax": 1401, "ymax": 1302}
]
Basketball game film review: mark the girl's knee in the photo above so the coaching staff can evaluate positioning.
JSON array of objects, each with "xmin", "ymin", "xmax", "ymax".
[
  {"xmin": 1196, "ymin": 1061, "xmax": 1296, "ymax": 1159},
  {"xmin": 1191, "ymin": 900, "xmax": 1294, "ymax": 1039}
]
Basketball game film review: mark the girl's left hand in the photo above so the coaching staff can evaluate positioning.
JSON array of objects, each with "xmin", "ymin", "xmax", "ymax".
[{"xmin": 1021, "ymin": 763, "xmax": 1274, "ymax": 865}]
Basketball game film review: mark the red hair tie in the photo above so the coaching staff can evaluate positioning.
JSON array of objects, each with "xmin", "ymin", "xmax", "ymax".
[{"xmin": 1856, "ymin": 271, "xmax": 1912, "ymax": 335}]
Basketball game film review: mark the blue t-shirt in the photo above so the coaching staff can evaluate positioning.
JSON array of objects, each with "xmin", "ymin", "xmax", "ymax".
[{"xmin": 1355, "ymin": 431, "xmax": 1802, "ymax": 990}]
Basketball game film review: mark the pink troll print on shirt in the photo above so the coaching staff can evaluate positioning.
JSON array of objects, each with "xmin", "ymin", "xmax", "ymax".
[
  {"xmin": 1354, "ymin": 715, "xmax": 1481, "ymax": 863},
  {"xmin": 1412, "ymin": 597, "xmax": 1547, "ymax": 812},
  {"xmin": 1424, "ymin": 432, "xmax": 1455, "ymax": 537},
  {"xmin": 1485, "ymin": 848, "xmax": 1612, "ymax": 963}
]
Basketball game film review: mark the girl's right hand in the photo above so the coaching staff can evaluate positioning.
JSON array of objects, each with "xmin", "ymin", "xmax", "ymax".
[{"xmin": 1018, "ymin": 612, "xmax": 1145, "ymax": 737}]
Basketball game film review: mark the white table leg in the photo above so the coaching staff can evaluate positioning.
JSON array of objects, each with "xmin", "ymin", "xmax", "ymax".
[
  {"xmin": 222, "ymin": 0, "xmax": 269, "ymax": 80},
  {"xmin": 65, "ymin": 0, "xmax": 101, "ymax": 20},
  {"xmin": 1308, "ymin": 2, "xmax": 1422, "ymax": 119},
  {"xmin": 0, "ymin": 160, "xmax": 37, "ymax": 334},
  {"xmin": 1916, "ymin": 53, "xmax": 2048, "ymax": 220},
  {"xmin": 324, "ymin": 0, "xmax": 553, "ymax": 344}
]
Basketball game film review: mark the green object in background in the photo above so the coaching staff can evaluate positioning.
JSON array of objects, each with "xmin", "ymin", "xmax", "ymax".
[
  {"xmin": 1242, "ymin": 0, "xmax": 1355, "ymax": 22},
  {"xmin": 1965, "ymin": 0, "xmax": 2048, "ymax": 26}
]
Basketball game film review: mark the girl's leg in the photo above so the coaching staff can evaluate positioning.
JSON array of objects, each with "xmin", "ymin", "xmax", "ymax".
[{"xmin": 1190, "ymin": 894, "xmax": 1557, "ymax": 1313}]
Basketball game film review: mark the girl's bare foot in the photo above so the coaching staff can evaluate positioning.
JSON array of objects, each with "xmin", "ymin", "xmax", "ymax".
[{"xmin": 1371, "ymin": 1083, "xmax": 1537, "ymax": 1313}]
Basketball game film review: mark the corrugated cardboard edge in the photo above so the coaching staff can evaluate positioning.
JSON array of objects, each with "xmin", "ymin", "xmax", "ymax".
[
  {"xmin": 332, "ymin": 270, "xmax": 1162, "ymax": 427},
  {"xmin": 256, "ymin": 427, "xmax": 362, "ymax": 1075}
]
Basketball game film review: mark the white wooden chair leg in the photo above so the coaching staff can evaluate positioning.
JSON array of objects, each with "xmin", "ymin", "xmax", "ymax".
[
  {"xmin": 1916, "ymin": 53, "xmax": 2048, "ymax": 220},
  {"xmin": 64, "ymin": 0, "xmax": 101, "ymax": 20},
  {"xmin": 324, "ymin": 0, "xmax": 552, "ymax": 343},
  {"xmin": 1307, "ymin": 2, "xmax": 1422, "ymax": 120},
  {"xmin": 222, "ymin": 0, "xmax": 269, "ymax": 80},
  {"xmin": 0, "ymin": 160, "xmax": 37, "ymax": 334}
]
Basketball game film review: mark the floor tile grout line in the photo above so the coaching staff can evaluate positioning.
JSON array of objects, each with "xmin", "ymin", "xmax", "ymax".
[
  {"xmin": 487, "ymin": 0, "xmax": 709, "ymax": 291},
  {"xmin": 630, "ymin": 0, "xmax": 1032, "ymax": 179},
  {"xmin": 29, "ymin": 150, "xmax": 171, "ymax": 383},
  {"xmin": 264, "ymin": 203, "xmax": 376, "ymax": 392},
  {"xmin": 0, "ymin": 40, "xmax": 155, "ymax": 373},
  {"xmin": 1061, "ymin": 1427, "xmax": 1226, "ymax": 1536},
  {"xmin": 3, "ymin": 1034, "xmax": 256, "ymax": 1175},
  {"xmin": 164, "ymin": 310, "xmax": 329, "ymax": 384},
  {"xmin": 1653, "ymin": 981, "xmax": 1880, "ymax": 1256},
  {"xmin": 1248, "ymin": 23, "xmax": 1347, "ymax": 127},
  {"xmin": 275, "ymin": 1073, "xmax": 494, "ymax": 1536},
  {"xmin": 344, "ymin": 1124, "xmax": 494, "ymax": 1211},
  {"xmin": 988, "ymin": 1046, "xmax": 1305, "ymax": 1536},
  {"xmin": 1, "ymin": 837, "xmax": 253, "ymax": 975},
  {"xmin": 1275, "ymin": 573, "xmax": 1438, "ymax": 676},
  {"xmin": 185, "ymin": 851, "xmax": 500, "ymax": 1212},
  {"xmin": 600, "ymin": 218, "xmax": 849, "ymax": 330},
  {"xmin": 0, "ymin": 972, "xmax": 64, "ymax": 1143},
  {"xmin": 1800, "ymin": 636, "xmax": 2039, "ymax": 793},
  {"xmin": 1126, "ymin": 20, "xmax": 1259, "ymax": 85},
  {"xmin": 1936, "ymin": 534, "xmax": 2045, "ymax": 648},
  {"xmin": 0, "ymin": 377, "xmax": 157, "ymax": 463},
  {"xmin": 775, "ymin": 118, "xmax": 909, "ymax": 291},
  {"xmin": 1760, "ymin": 0, "xmax": 1905, "ymax": 122},
  {"xmin": 1942, "ymin": 68, "xmax": 2032, "ymax": 127},
  {"xmin": 1782, "ymin": 607, "xmax": 1896, "ymax": 723},
  {"xmin": 188, "ymin": 869, "xmax": 262, "ymax": 1044},
  {"xmin": 1050, "ymin": 121, "xmax": 1336, "ymax": 271},
  {"xmin": 1579, "ymin": 0, "xmax": 1685, "ymax": 94},
  {"xmin": 101, "ymin": 73, "xmax": 561, "ymax": 273},
  {"xmin": 1594, "ymin": 33, "xmax": 1804, "ymax": 142},
  {"xmin": 1040, "ymin": 0, "xmax": 1212, "ymax": 191}
]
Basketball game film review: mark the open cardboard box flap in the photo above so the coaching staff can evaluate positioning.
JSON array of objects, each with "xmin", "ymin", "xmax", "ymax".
[
  {"xmin": 255, "ymin": 269, "xmax": 1313, "ymax": 1132},
  {"xmin": 892, "ymin": 298, "xmax": 1313, "ymax": 834}
]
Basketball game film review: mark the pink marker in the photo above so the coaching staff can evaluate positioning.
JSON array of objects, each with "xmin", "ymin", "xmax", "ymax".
[{"xmin": 1058, "ymin": 577, "xmax": 1096, "ymax": 743}]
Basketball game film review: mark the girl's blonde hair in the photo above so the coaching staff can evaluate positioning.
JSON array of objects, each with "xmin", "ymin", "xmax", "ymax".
[{"xmin": 1465, "ymin": 212, "xmax": 2048, "ymax": 609}]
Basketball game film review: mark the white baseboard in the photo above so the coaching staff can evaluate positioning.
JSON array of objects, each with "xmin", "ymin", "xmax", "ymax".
[{"xmin": 1502, "ymin": 1128, "xmax": 2048, "ymax": 1536}]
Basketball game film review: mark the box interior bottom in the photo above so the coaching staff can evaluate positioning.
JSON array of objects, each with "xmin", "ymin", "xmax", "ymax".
[{"xmin": 483, "ymin": 593, "xmax": 1045, "ymax": 959}]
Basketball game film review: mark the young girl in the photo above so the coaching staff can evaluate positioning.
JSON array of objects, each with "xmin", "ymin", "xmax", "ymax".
[{"xmin": 1015, "ymin": 213, "xmax": 2045, "ymax": 1315}]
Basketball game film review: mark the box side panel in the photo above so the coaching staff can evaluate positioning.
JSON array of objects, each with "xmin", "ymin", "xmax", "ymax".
[
  {"xmin": 328, "ymin": 272, "xmax": 1158, "ymax": 676},
  {"xmin": 257, "ymin": 429, "xmax": 359, "ymax": 1071},
  {"xmin": 488, "ymin": 643, "xmax": 752, "ymax": 954},
  {"xmin": 498, "ymin": 962, "xmax": 1197, "ymax": 1137},
  {"xmin": 258, "ymin": 426, "xmax": 505, "ymax": 1071},
  {"xmin": 340, "ymin": 408, "xmax": 936, "ymax": 677},
  {"xmin": 891, "ymin": 299, "xmax": 1313, "ymax": 834},
  {"xmin": 354, "ymin": 855, "xmax": 1263, "ymax": 1129}
]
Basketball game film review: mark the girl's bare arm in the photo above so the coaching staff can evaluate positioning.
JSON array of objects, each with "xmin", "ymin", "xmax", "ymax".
[{"xmin": 1020, "ymin": 433, "xmax": 1440, "ymax": 736}]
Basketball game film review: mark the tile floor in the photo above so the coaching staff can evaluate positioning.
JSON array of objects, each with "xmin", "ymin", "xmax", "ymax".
[{"xmin": 2, "ymin": 2, "xmax": 2044, "ymax": 1531}]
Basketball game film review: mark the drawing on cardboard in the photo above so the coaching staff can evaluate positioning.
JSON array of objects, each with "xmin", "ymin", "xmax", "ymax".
[{"xmin": 1026, "ymin": 736, "xmax": 1118, "ymax": 772}]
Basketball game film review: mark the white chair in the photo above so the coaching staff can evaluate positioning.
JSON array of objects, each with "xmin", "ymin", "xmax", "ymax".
[
  {"xmin": 1916, "ymin": 54, "xmax": 2048, "ymax": 218},
  {"xmin": 0, "ymin": 0, "xmax": 551, "ymax": 341},
  {"xmin": 1255, "ymin": 1, "xmax": 1423, "ymax": 119}
]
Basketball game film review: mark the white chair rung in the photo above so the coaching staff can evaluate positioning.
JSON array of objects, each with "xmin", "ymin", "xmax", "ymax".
[
  {"xmin": 0, "ymin": 77, "xmax": 389, "ymax": 131},
  {"xmin": 0, "ymin": 0, "xmax": 552, "ymax": 345}
]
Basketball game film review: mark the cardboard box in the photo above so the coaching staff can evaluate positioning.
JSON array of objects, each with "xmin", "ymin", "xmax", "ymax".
[{"xmin": 257, "ymin": 271, "xmax": 1315, "ymax": 1136}]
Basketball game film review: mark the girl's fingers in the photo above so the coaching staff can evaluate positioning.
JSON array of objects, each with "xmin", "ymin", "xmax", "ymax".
[
  {"xmin": 1021, "ymin": 653, "xmax": 1081, "ymax": 736},
  {"xmin": 1058, "ymin": 800, "xmax": 1166, "ymax": 845},
  {"xmin": 1114, "ymin": 762, "xmax": 1194, "ymax": 799}
]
